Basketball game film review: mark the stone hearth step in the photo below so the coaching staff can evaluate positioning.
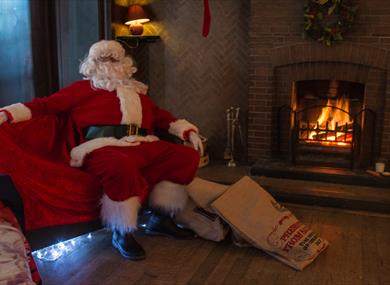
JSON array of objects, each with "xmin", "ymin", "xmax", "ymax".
[
  {"xmin": 251, "ymin": 159, "xmax": 390, "ymax": 189},
  {"xmin": 197, "ymin": 162, "xmax": 390, "ymax": 214}
]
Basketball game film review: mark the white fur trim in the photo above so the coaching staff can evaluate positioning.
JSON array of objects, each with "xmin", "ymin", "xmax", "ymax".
[
  {"xmin": 130, "ymin": 79, "xmax": 148, "ymax": 94},
  {"xmin": 70, "ymin": 137, "xmax": 132, "ymax": 167},
  {"xmin": 3, "ymin": 103, "xmax": 32, "ymax": 123},
  {"xmin": 116, "ymin": 82, "xmax": 146, "ymax": 125},
  {"xmin": 149, "ymin": 181, "xmax": 189, "ymax": 214},
  {"xmin": 121, "ymin": 134, "xmax": 159, "ymax": 144},
  {"xmin": 168, "ymin": 119, "xmax": 199, "ymax": 140},
  {"xmin": 100, "ymin": 195, "xmax": 141, "ymax": 234},
  {"xmin": 69, "ymin": 135, "xmax": 159, "ymax": 167}
]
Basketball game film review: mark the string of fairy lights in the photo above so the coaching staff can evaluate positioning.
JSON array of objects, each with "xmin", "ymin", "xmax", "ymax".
[{"xmin": 32, "ymin": 231, "xmax": 99, "ymax": 262}]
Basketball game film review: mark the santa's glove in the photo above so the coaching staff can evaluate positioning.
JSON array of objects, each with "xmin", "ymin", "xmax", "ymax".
[
  {"xmin": 0, "ymin": 112, "xmax": 8, "ymax": 125},
  {"xmin": 189, "ymin": 131, "xmax": 204, "ymax": 156}
]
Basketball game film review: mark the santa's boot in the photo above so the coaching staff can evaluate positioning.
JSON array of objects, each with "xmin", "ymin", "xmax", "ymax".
[
  {"xmin": 145, "ymin": 180, "xmax": 196, "ymax": 239},
  {"xmin": 100, "ymin": 194, "xmax": 145, "ymax": 260},
  {"xmin": 112, "ymin": 230, "xmax": 145, "ymax": 260},
  {"xmin": 144, "ymin": 209, "xmax": 195, "ymax": 239}
]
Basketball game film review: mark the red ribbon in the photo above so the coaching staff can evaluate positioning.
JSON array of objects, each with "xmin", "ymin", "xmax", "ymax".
[{"xmin": 202, "ymin": 0, "xmax": 211, "ymax": 37}]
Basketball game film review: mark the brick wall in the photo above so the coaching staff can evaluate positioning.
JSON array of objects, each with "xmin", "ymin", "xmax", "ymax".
[{"xmin": 249, "ymin": 0, "xmax": 390, "ymax": 167}]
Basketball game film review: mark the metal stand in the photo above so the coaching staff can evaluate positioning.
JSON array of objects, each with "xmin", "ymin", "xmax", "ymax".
[{"xmin": 224, "ymin": 107, "xmax": 241, "ymax": 167}]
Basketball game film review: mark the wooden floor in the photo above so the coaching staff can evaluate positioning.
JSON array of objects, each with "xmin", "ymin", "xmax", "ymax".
[{"xmin": 35, "ymin": 204, "xmax": 390, "ymax": 285}]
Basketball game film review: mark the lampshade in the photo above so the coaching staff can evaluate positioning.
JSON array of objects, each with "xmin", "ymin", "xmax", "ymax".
[{"xmin": 124, "ymin": 4, "xmax": 150, "ymax": 25}]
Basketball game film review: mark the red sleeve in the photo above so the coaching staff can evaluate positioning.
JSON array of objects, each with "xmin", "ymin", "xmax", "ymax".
[
  {"xmin": 147, "ymin": 95, "xmax": 199, "ymax": 140},
  {"xmin": 151, "ymin": 99, "xmax": 177, "ymax": 130},
  {"xmin": 24, "ymin": 81, "xmax": 89, "ymax": 117}
]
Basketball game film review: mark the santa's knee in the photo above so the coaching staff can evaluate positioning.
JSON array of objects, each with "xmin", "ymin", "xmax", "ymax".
[
  {"xmin": 174, "ymin": 146, "xmax": 200, "ymax": 178},
  {"xmin": 100, "ymin": 160, "xmax": 146, "ymax": 201}
]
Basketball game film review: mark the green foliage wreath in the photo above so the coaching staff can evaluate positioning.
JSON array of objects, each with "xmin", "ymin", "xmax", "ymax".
[{"xmin": 304, "ymin": 0, "xmax": 358, "ymax": 46}]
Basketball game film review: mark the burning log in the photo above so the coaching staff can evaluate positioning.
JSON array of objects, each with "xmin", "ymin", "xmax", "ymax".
[
  {"xmin": 311, "ymin": 133, "xmax": 353, "ymax": 142},
  {"xmin": 300, "ymin": 121, "xmax": 353, "ymax": 132},
  {"xmin": 304, "ymin": 121, "xmax": 354, "ymax": 141},
  {"xmin": 334, "ymin": 122, "xmax": 354, "ymax": 132}
]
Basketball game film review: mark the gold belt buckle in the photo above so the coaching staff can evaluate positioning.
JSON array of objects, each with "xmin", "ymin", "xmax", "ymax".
[{"xmin": 127, "ymin": 125, "xmax": 139, "ymax": 136}]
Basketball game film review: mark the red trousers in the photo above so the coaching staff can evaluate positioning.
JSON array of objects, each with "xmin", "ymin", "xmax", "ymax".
[{"xmin": 83, "ymin": 140, "xmax": 200, "ymax": 203}]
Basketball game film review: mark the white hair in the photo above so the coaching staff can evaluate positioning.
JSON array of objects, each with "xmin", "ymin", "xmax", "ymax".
[{"xmin": 79, "ymin": 40, "xmax": 138, "ymax": 91}]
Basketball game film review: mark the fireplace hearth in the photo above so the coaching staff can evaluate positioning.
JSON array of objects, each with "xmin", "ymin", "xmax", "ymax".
[{"xmin": 250, "ymin": 159, "xmax": 390, "ymax": 189}]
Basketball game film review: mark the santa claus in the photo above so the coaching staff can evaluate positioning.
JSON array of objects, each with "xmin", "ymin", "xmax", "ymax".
[{"xmin": 0, "ymin": 40, "xmax": 203, "ymax": 260}]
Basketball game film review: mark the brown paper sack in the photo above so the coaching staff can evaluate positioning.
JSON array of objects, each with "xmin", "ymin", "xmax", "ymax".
[
  {"xmin": 186, "ymin": 177, "xmax": 229, "ymax": 208},
  {"xmin": 211, "ymin": 176, "xmax": 329, "ymax": 270},
  {"xmin": 175, "ymin": 199, "xmax": 229, "ymax": 242},
  {"xmin": 175, "ymin": 177, "xmax": 230, "ymax": 241}
]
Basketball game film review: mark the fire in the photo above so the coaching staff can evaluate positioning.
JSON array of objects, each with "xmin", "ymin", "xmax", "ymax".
[{"xmin": 305, "ymin": 96, "xmax": 353, "ymax": 146}]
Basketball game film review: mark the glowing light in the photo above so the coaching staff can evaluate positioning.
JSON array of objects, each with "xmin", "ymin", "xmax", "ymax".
[
  {"xmin": 32, "ymin": 230, "xmax": 104, "ymax": 262},
  {"xmin": 308, "ymin": 96, "xmax": 352, "ymax": 142}
]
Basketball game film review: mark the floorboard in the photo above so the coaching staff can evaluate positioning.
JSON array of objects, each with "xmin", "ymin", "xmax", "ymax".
[{"xmin": 35, "ymin": 204, "xmax": 390, "ymax": 285}]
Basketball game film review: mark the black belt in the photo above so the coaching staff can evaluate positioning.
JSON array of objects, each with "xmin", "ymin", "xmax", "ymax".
[{"xmin": 85, "ymin": 125, "xmax": 148, "ymax": 140}]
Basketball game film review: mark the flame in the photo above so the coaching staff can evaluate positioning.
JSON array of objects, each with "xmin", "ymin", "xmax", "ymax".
[{"xmin": 305, "ymin": 96, "xmax": 353, "ymax": 146}]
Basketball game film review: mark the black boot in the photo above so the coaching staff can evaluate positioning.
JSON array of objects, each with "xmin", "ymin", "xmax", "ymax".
[
  {"xmin": 144, "ymin": 211, "xmax": 196, "ymax": 239},
  {"xmin": 112, "ymin": 230, "xmax": 146, "ymax": 260}
]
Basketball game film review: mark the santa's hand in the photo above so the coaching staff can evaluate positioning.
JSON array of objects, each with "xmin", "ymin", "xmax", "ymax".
[
  {"xmin": 0, "ymin": 112, "xmax": 8, "ymax": 125},
  {"xmin": 189, "ymin": 132, "xmax": 204, "ymax": 156}
]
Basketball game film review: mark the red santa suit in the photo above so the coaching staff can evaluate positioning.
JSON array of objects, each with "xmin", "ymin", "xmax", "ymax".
[{"xmin": 1, "ymin": 79, "xmax": 200, "ymax": 233}]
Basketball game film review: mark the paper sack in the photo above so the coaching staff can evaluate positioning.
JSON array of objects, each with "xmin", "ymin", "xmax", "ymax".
[{"xmin": 211, "ymin": 176, "xmax": 328, "ymax": 270}]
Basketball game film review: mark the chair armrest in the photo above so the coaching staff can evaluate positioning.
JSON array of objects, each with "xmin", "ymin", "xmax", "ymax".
[{"xmin": 0, "ymin": 175, "xmax": 25, "ymax": 230}]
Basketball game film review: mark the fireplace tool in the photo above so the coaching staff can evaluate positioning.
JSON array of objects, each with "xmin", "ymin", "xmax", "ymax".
[
  {"xmin": 224, "ymin": 108, "xmax": 233, "ymax": 161},
  {"xmin": 224, "ymin": 107, "xmax": 242, "ymax": 167}
]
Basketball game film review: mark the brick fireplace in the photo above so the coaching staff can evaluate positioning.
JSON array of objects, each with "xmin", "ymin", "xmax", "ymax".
[
  {"xmin": 274, "ymin": 57, "xmax": 385, "ymax": 169},
  {"xmin": 248, "ymin": 0, "xmax": 390, "ymax": 170}
]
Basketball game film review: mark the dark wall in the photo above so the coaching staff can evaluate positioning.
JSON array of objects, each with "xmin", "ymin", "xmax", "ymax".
[{"xmin": 112, "ymin": 0, "xmax": 250, "ymax": 161}]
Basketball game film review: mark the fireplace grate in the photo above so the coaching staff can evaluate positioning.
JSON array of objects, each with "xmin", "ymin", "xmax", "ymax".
[
  {"xmin": 277, "ymin": 105, "xmax": 376, "ymax": 169},
  {"xmin": 296, "ymin": 105, "xmax": 353, "ymax": 146}
]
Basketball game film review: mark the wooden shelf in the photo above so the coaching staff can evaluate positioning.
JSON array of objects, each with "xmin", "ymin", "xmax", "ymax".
[{"xmin": 116, "ymin": 36, "xmax": 160, "ymax": 48}]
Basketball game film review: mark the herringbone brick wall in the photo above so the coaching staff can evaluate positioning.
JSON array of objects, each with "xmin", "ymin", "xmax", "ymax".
[
  {"xmin": 113, "ymin": 0, "xmax": 250, "ymax": 161},
  {"xmin": 150, "ymin": 0, "xmax": 250, "ymax": 161}
]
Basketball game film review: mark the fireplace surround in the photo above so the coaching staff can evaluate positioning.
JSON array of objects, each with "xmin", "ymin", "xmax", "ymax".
[
  {"xmin": 277, "ymin": 79, "xmax": 377, "ymax": 169},
  {"xmin": 273, "ymin": 57, "xmax": 386, "ymax": 170},
  {"xmin": 248, "ymin": 43, "xmax": 390, "ymax": 170}
]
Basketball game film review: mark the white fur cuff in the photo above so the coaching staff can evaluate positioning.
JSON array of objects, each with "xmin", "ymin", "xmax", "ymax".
[
  {"xmin": 69, "ymin": 135, "xmax": 159, "ymax": 167},
  {"xmin": 70, "ymin": 137, "xmax": 132, "ymax": 167},
  {"xmin": 149, "ymin": 181, "xmax": 188, "ymax": 214},
  {"xmin": 168, "ymin": 119, "xmax": 199, "ymax": 140},
  {"xmin": 100, "ymin": 195, "xmax": 141, "ymax": 234},
  {"xmin": 3, "ymin": 103, "xmax": 32, "ymax": 123}
]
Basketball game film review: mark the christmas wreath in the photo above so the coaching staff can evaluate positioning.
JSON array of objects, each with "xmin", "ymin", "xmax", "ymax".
[{"xmin": 304, "ymin": 0, "xmax": 358, "ymax": 46}]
